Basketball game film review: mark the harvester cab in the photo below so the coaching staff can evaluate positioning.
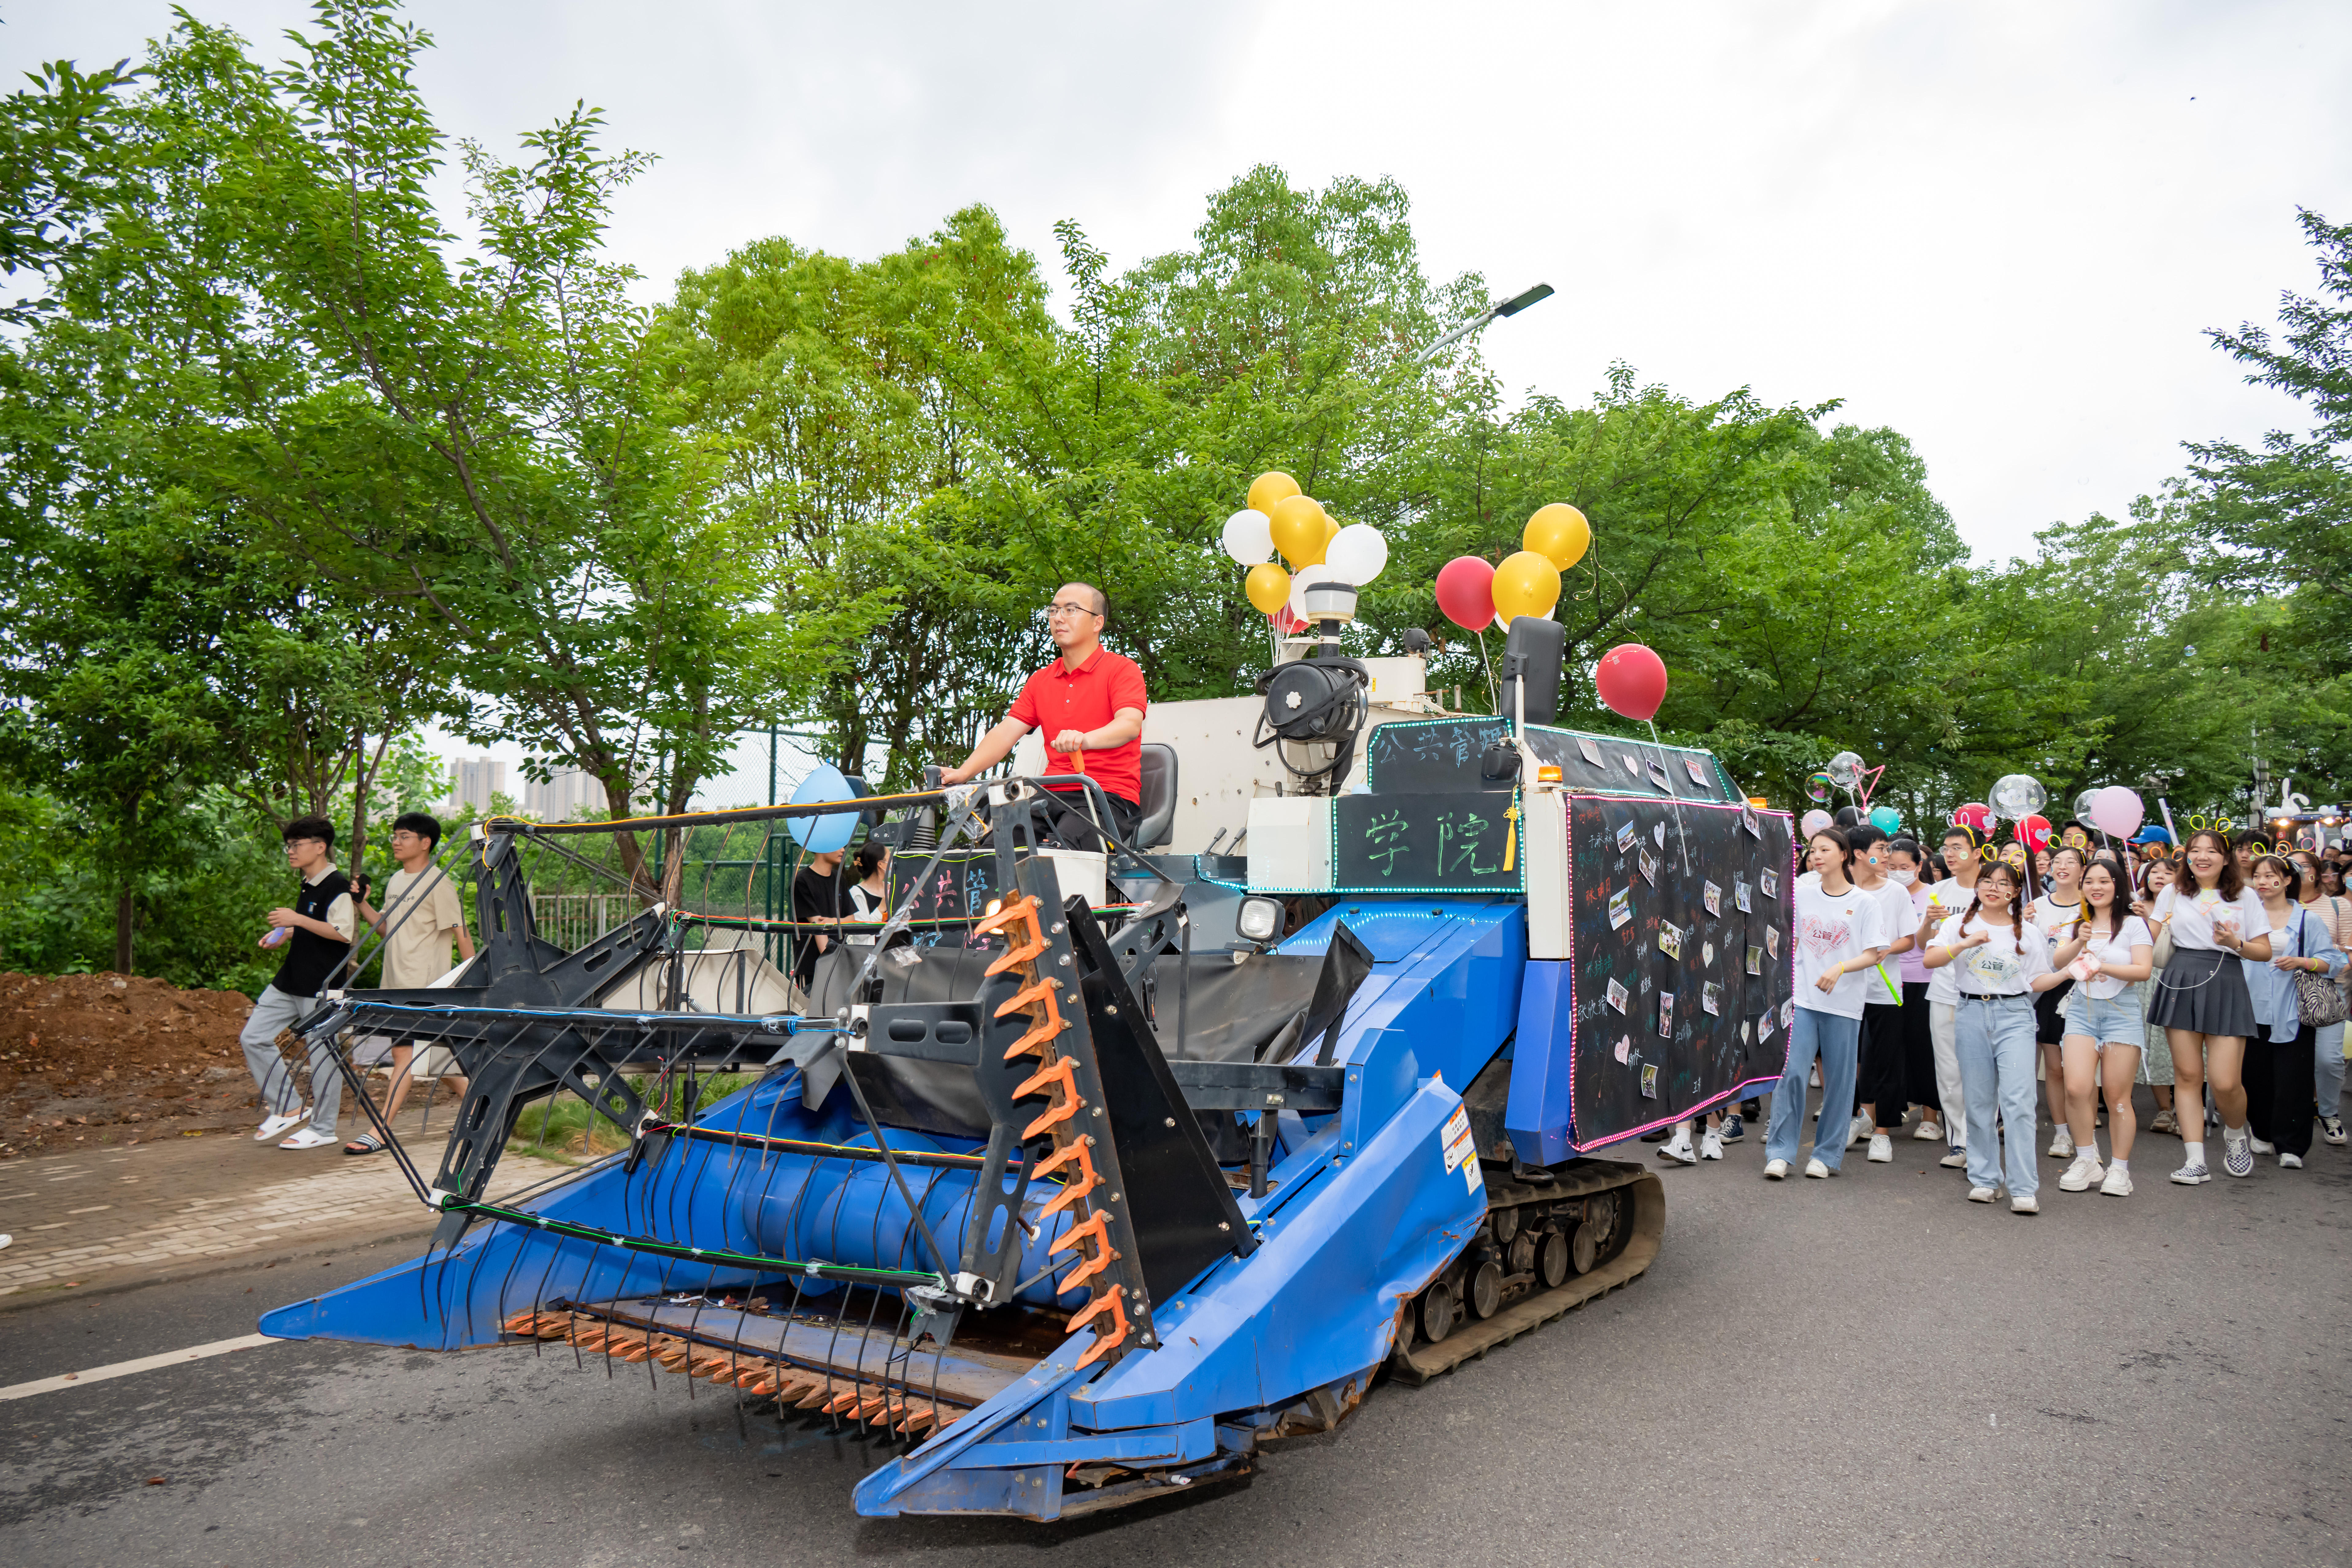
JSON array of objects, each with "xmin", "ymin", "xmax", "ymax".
[{"xmin": 261, "ymin": 619, "xmax": 1797, "ymax": 1521}]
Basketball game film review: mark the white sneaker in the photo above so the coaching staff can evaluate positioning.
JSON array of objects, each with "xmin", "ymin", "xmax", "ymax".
[
  {"xmin": 2250, "ymin": 1134, "xmax": 2277, "ymax": 1156},
  {"xmin": 2057, "ymin": 1155, "xmax": 2103, "ymax": 1192},
  {"xmin": 1967, "ymin": 1186, "xmax": 1997, "ymax": 1203},
  {"xmin": 1804, "ymin": 1157, "xmax": 1831, "ymax": 1179},
  {"xmin": 278, "ymin": 1128, "xmax": 338, "ymax": 1150},
  {"xmin": 1765, "ymin": 1159, "xmax": 1790, "ymax": 1180},
  {"xmin": 1866, "ymin": 1133, "xmax": 1893, "ymax": 1163},
  {"xmin": 2011, "ymin": 1194, "xmax": 2040, "ymax": 1215},
  {"xmin": 255, "ymin": 1109, "xmax": 309, "ymax": 1142},
  {"xmin": 2100, "ymin": 1165, "xmax": 2134, "ymax": 1196},
  {"xmin": 2281, "ymin": 1151, "xmax": 2304, "ymax": 1169},
  {"xmin": 1848, "ymin": 1113, "xmax": 1873, "ymax": 1149},
  {"xmin": 1657, "ymin": 1130, "xmax": 1698, "ymax": 1166},
  {"xmin": 1939, "ymin": 1147, "xmax": 1969, "ymax": 1169},
  {"xmin": 2048, "ymin": 1126, "xmax": 2074, "ymax": 1159},
  {"xmin": 2321, "ymin": 1115, "xmax": 2346, "ymax": 1146},
  {"xmin": 1700, "ymin": 1129, "xmax": 1725, "ymax": 1161},
  {"xmin": 1914, "ymin": 1120, "xmax": 1944, "ymax": 1142}
]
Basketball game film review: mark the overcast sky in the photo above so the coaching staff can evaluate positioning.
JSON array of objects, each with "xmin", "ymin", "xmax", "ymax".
[{"xmin": 10, "ymin": 0, "xmax": 2350, "ymax": 798}]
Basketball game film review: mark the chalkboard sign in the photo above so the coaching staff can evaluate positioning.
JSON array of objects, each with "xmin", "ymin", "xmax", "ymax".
[
  {"xmin": 1332, "ymin": 790, "xmax": 1524, "ymax": 894},
  {"xmin": 1367, "ymin": 718, "xmax": 1735, "ymax": 804},
  {"xmin": 882, "ymin": 850, "xmax": 1002, "ymax": 947},
  {"xmin": 1564, "ymin": 795, "xmax": 1795, "ymax": 1147}
]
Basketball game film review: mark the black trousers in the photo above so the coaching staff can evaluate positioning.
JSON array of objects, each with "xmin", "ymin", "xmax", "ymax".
[
  {"xmin": 1032, "ymin": 790, "xmax": 1141, "ymax": 854},
  {"xmin": 2244, "ymin": 1024, "xmax": 2317, "ymax": 1157},
  {"xmin": 1898, "ymin": 980, "xmax": 1940, "ymax": 1118},
  {"xmin": 1858, "ymin": 1001, "xmax": 1909, "ymax": 1124}
]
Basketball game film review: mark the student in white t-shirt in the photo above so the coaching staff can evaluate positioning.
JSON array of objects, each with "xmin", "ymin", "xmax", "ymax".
[
  {"xmin": 1763, "ymin": 828, "xmax": 1891, "ymax": 1181},
  {"xmin": 2029, "ymin": 845, "xmax": 2089, "ymax": 1160},
  {"xmin": 1849, "ymin": 825, "xmax": 1919, "ymax": 1163},
  {"xmin": 1916, "ymin": 825, "xmax": 1985, "ymax": 1170},
  {"xmin": 2048, "ymin": 858, "xmax": 2154, "ymax": 1196},
  {"xmin": 2146, "ymin": 828, "xmax": 2272, "ymax": 1182},
  {"xmin": 1923, "ymin": 859, "xmax": 2066, "ymax": 1212}
]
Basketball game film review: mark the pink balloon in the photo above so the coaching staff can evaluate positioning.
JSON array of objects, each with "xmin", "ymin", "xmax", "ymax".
[
  {"xmin": 1594, "ymin": 644, "xmax": 1668, "ymax": 722},
  {"xmin": 1801, "ymin": 809, "xmax": 1834, "ymax": 838},
  {"xmin": 2087, "ymin": 785, "xmax": 2144, "ymax": 840},
  {"xmin": 1950, "ymin": 802, "xmax": 1992, "ymax": 838},
  {"xmin": 1435, "ymin": 555, "xmax": 1496, "ymax": 632}
]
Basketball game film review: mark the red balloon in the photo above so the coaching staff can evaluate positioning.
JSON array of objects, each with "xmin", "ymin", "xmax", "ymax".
[
  {"xmin": 1594, "ymin": 643, "xmax": 1668, "ymax": 722},
  {"xmin": 2016, "ymin": 813, "xmax": 2053, "ymax": 853},
  {"xmin": 1950, "ymin": 802, "xmax": 1993, "ymax": 838},
  {"xmin": 1271, "ymin": 604, "xmax": 1306, "ymax": 635},
  {"xmin": 1435, "ymin": 555, "xmax": 1496, "ymax": 632}
]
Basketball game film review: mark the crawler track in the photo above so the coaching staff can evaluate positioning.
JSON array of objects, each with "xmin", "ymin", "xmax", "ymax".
[{"xmin": 1389, "ymin": 1157, "xmax": 1664, "ymax": 1384}]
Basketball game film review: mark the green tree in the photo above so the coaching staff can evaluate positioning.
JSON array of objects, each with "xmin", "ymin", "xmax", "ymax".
[{"xmin": 2184, "ymin": 208, "xmax": 2352, "ymax": 667}]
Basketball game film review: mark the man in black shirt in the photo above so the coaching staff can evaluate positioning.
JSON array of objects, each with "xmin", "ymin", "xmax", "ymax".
[{"xmin": 238, "ymin": 816, "xmax": 357, "ymax": 1149}]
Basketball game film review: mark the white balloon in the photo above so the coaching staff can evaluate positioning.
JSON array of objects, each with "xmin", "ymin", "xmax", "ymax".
[
  {"xmin": 1324, "ymin": 523, "xmax": 1389, "ymax": 586},
  {"xmin": 1287, "ymin": 564, "xmax": 1335, "ymax": 623},
  {"xmin": 1220, "ymin": 508, "xmax": 1274, "ymax": 565},
  {"xmin": 1991, "ymin": 772, "xmax": 2047, "ymax": 819}
]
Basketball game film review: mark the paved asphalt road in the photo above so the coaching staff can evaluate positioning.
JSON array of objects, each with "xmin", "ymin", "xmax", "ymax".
[{"xmin": 4, "ymin": 1093, "xmax": 2347, "ymax": 1567}]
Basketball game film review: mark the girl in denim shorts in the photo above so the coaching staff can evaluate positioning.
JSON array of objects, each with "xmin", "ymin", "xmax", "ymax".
[{"xmin": 2049, "ymin": 858, "xmax": 2156, "ymax": 1195}]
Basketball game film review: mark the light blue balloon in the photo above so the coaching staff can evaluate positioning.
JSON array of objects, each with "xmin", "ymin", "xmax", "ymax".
[
  {"xmin": 1868, "ymin": 805, "xmax": 1902, "ymax": 836},
  {"xmin": 788, "ymin": 763, "xmax": 861, "ymax": 854}
]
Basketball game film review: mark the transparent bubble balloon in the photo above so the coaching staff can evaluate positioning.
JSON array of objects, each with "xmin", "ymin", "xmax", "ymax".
[
  {"xmin": 1991, "ymin": 772, "xmax": 2047, "ymax": 820},
  {"xmin": 2072, "ymin": 789, "xmax": 2099, "ymax": 823},
  {"xmin": 1807, "ymin": 771, "xmax": 1833, "ymax": 803},
  {"xmin": 1826, "ymin": 751, "xmax": 1864, "ymax": 789}
]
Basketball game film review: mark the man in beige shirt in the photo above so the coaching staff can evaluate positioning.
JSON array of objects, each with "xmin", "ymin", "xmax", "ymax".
[{"xmin": 345, "ymin": 812, "xmax": 475, "ymax": 1155}]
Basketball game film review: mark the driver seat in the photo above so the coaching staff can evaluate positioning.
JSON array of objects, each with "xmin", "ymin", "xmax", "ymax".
[{"xmin": 1135, "ymin": 743, "xmax": 1178, "ymax": 849}]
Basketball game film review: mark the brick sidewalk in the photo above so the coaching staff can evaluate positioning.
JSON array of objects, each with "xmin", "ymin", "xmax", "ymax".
[{"xmin": 0, "ymin": 1112, "xmax": 572, "ymax": 1302}]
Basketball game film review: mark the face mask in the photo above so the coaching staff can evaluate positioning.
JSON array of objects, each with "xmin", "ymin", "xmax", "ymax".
[{"xmin": 1890, "ymin": 869, "xmax": 1917, "ymax": 887}]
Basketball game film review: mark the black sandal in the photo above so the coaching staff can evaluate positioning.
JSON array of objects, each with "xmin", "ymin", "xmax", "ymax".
[{"xmin": 344, "ymin": 1132, "xmax": 387, "ymax": 1156}]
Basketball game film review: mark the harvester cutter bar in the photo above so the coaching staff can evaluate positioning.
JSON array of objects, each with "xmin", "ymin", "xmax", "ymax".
[{"xmin": 537, "ymin": 1297, "xmax": 1025, "ymax": 1419}]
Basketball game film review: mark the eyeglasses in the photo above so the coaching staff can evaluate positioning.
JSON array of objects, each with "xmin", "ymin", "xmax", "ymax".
[{"xmin": 1044, "ymin": 601, "xmax": 1101, "ymax": 621}]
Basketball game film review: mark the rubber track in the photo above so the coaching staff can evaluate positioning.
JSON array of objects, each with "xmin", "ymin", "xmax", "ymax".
[{"xmin": 1388, "ymin": 1157, "xmax": 1665, "ymax": 1385}]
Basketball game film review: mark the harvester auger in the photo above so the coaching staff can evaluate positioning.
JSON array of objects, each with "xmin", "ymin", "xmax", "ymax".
[{"xmin": 263, "ymin": 620, "xmax": 1795, "ymax": 1521}]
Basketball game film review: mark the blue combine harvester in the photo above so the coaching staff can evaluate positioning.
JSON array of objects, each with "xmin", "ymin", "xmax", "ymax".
[{"xmin": 261, "ymin": 617, "xmax": 1795, "ymax": 1520}]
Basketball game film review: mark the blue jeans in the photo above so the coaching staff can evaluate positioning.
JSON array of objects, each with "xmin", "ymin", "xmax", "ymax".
[
  {"xmin": 2315, "ymin": 1022, "xmax": 2348, "ymax": 1119},
  {"xmin": 1955, "ymin": 993, "xmax": 2039, "ymax": 1197},
  {"xmin": 1766, "ymin": 1007, "xmax": 1861, "ymax": 1170}
]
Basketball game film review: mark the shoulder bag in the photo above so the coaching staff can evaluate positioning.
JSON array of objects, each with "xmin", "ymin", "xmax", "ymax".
[{"xmin": 2292, "ymin": 913, "xmax": 2349, "ymax": 1028}]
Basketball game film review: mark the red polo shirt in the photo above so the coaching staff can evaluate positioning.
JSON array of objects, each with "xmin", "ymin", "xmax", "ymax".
[{"xmin": 1007, "ymin": 647, "xmax": 1148, "ymax": 806}]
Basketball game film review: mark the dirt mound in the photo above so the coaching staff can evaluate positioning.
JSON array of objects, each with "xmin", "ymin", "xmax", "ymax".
[{"xmin": 0, "ymin": 971, "xmax": 261, "ymax": 1159}]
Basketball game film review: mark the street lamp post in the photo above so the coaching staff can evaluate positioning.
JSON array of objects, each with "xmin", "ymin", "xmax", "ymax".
[{"xmin": 1416, "ymin": 282, "xmax": 1555, "ymax": 362}]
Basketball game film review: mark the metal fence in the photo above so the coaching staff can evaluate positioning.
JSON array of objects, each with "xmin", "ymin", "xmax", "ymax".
[{"xmin": 530, "ymin": 893, "xmax": 641, "ymax": 951}]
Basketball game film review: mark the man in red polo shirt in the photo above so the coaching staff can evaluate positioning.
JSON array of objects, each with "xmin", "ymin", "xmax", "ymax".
[{"xmin": 943, "ymin": 581, "xmax": 1147, "ymax": 848}]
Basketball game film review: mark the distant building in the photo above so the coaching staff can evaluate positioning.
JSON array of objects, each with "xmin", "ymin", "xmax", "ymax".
[
  {"xmin": 525, "ymin": 766, "xmax": 610, "ymax": 821},
  {"xmin": 446, "ymin": 755, "xmax": 506, "ymax": 814}
]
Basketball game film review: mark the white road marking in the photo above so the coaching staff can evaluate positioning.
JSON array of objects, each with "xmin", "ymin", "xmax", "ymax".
[{"xmin": 0, "ymin": 1333, "xmax": 283, "ymax": 1400}]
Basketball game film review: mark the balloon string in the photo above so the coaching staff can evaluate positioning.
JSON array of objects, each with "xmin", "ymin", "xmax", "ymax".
[
  {"xmin": 1647, "ymin": 718, "xmax": 1691, "ymax": 877},
  {"xmin": 1476, "ymin": 629, "xmax": 1499, "ymax": 714}
]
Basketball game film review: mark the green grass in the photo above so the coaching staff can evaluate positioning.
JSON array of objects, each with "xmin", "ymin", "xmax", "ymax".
[{"xmin": 512, "ymin": 1071, "xmax": 762, "ymax": 1163}]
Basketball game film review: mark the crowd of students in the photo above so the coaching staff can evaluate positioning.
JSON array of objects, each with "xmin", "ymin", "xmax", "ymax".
[{"xmin": 1658, "ymin": 819, "xmax": 2352, "ymax": 1214}]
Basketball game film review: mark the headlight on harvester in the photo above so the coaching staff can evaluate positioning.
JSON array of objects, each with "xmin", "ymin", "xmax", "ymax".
[{"xmin": 1237, "ymin": 897, "xmax": 1282, "ymax": 943}]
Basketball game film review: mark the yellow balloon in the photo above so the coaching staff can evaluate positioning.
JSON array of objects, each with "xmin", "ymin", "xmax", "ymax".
[
  {"xmin": 1247, "ymin": 470, "xmax": 1301, "ymax": 517},
  {"xmin": 1322, "ymin": 514, "xmax": 1341, "ymax": 548},
  {"xmin": 1268, "ymin": 494, "xmax": 1328, "ymax": 567},
  {"xmin": 1491, "ymin": 549, "xmax": 1562, "ymax": 625},
  {"xmin": 1523, "ymin": 503, "xmax": 1590, "ymax": 570},
  {"xmin": 1244, "ymin": 562, "xmax": 1292, "ymax": 615}
]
